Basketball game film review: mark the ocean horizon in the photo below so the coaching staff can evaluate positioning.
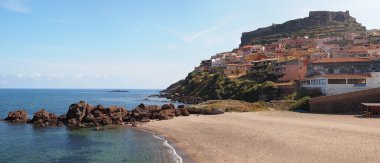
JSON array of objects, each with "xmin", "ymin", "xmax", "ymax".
[{"xmin": 0, "ymin": 89, "xmax": 182, "ymax": 163}]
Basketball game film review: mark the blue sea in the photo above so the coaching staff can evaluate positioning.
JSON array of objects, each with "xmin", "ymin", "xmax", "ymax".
[{"xmin": 0, "ymin": 89, "xmax": 182, "ymax": 163}]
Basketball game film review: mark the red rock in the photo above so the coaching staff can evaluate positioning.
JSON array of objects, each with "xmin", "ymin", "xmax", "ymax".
[{"xmin": 5, "ymin": 110, "xmax": 28, "ymax": 123}]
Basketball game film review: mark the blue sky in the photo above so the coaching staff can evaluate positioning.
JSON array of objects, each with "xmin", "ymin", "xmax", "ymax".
[{"xmin": 0, "ymin": 0, "xmax": 379, "ymax": 89}]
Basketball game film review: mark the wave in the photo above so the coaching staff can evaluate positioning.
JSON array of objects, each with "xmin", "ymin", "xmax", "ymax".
[{"xmin": 139, "ymin": 129, "xmax": 183, "ymax": 163}]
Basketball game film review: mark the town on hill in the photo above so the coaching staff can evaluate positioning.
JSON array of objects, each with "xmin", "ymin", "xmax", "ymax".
[{"xmin": 163, "ymin": 11, "xmax": 380, "ymax": 112}]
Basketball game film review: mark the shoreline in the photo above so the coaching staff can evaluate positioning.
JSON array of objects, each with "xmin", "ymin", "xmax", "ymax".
[
  {"xmin": 140, "ymin": 120, "xmax": 215, "ymax": 163},
  {"xmin": 138, "ymin": 126, "xmax": 196, "ymax": 163}
]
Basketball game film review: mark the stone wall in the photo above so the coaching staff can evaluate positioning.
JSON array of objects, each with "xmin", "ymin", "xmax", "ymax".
[
  {"xmin": 309, "ymin": 87, "xmax": 380, "ymax": 113},
  {"xmin": 309, "ymin": 11, "xmax": 351, "ymax": 22}
]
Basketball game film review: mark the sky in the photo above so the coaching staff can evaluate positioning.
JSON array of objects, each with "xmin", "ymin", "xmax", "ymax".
[{"xmin": 0, "ymin": 0, "xmax": 379, "ymax": 89}]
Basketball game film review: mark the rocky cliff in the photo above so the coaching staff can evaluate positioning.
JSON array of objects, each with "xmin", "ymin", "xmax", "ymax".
[{"xmin": 240, "ymin": 11, "xmax": 366, "ymax": 46}]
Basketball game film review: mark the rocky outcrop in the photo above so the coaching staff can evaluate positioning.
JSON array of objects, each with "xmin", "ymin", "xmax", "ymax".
[
  {"xmin": 2, "ymin": 101, "xmax": 192, "ymax": 128},
  {"xmin": 5, "ymin": 110, "xmax": 28, "ymax": 123},
  {"xmin": 32, "ymin": 109, "xmax": 63, "ymax": 127},
  {"xmin": 240, "ymin": 11, "xmax": 366, "ymax": 46},
  {"xmin": 178, "ymin": 105, "xmax": 190, "ymax": 116}
]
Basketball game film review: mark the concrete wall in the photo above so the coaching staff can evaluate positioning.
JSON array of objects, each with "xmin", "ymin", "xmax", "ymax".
[{"xmin": 309, "ymin": 87, "xmax": 380, "ymax": 113}]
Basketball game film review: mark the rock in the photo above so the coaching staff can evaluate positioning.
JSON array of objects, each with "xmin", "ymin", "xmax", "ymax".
[
  {"xmin": 32, "ymin": 109, "xmax": 50, "ymax": 126},
  {"xmin": 178, "ymin": 105, "xmax": 185, "ymax": 109},
  {"xmin": 158, "ymin": 108, "xmax": 175, "ymax": 120},
  {"xmin": 100, "ymin": 117, "xmax": 112, "ymax": 125},
  {"xmin": 67, "ymin": 118, "xmax": 79, "ymax": 127},
  {"xmin": 131, "ymin": 104, "xmax": 151, "ymax": 121},
  {"xmin": 5, "ymin": 110, "xmax": 28, "ymax": 123},
  {"xmin": 163, "ymin": 104, "xmax": 176, "ymax": 110},
  {"xmin": 32, "ymin": 109, "xmax": 60, "ymax": 127},
  {"xmin": 66, "ymin": 101, "xmax": 93, "ymax": 121},
  {"xmin": 145, "ymin": 105, "xmax": 162, "ymax": 113},
  {"xmin": 179, "ymin": 108, "xmax": 190, "ymax": 116},
  {"xmin": 204, "ymin": 108, "xmax": 225, "ymax": 115},
  {"xmin": 175, "ymin": 109, "xmax": 181, "ymax": 116},
  {"xmin": 131, "ymin": 122, "xmax": 137, "ymax": 127},
  {"xmin": 66, "ymin": 101, "xmax": 95, "ymax": 127},
  {"xmin": 57, "ymin": 114, "xmax": 67, "ymax": 123},
  {"xmin": 185, "ymin": 106, "xmax": 205, "ymax": 114},
  {"xmin": 240, "ymin": 11, "xmax": 366, "ymax": 45}
]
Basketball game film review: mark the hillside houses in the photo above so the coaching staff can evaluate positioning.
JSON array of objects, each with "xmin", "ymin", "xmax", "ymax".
[{"xmin": 194, "ymin": 30, "xmax": 380, "ymax": 95}]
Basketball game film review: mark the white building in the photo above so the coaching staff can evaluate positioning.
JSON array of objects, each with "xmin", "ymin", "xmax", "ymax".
[
  {"xmin": 211, "ymin": 58, "xmax": 226, "ymax": 67},
  {"xmin": 301, "ymin": 72, "xmax": 380, "ymax": 96}
]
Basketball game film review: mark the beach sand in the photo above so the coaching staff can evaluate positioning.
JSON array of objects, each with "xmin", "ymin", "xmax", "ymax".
[{"xmin": 142, "ymin": 111, "xmax": 380, "ymax": 163}]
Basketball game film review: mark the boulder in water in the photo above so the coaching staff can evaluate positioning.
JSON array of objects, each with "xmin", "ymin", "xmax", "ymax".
[{"xmin": 5, "ymin": 110, "xmax": 28, "ymax": 123}]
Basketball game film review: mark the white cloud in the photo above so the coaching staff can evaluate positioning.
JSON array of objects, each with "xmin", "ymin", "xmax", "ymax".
[
  {"xmin": 30, "ymin": 73, "xmax": 42, "ymax": 80},
  {"xmin": 182, "ymin": 16, "xmax": 233, "ymax": 42},
  {"xmin": 0, "ymin": 0, "xmax": 29, "ymax": 13},
  {"xmin": 166, "ymin": 16, "xmax": 235, "ymax": 43}
]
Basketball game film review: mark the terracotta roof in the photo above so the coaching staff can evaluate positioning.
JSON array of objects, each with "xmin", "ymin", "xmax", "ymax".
[
  {"xmin": 242, "ymin": 45, "xmax": 254, "ymax": 49},
  {"xmin": 312, "ymin": 58, "xmax": 371, "ymax": 63}
]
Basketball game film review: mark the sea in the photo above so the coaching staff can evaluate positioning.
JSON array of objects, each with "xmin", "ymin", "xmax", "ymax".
[{"xmin": 0, "ymin": 89, "xmax": 183, "ymax": 163}]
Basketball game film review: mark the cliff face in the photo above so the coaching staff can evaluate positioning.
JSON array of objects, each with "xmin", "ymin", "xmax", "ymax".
[{"xmin": 240, "ymin": 11, "xmax": 366, "ymax": 46}]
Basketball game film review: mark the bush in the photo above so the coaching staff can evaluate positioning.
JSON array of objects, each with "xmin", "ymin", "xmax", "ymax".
[
  {"xmin": 290, "ymin": 96, "xmax": 310, "ymax": 111},
  {"xmin": 295, "ymin": 88, "xmax": 322, "ymax": 100}
]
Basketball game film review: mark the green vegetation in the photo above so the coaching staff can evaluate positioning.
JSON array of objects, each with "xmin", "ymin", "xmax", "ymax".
[
  {"xmin": 187, "ymin": 100, "xmax": 270, "ymax": 113},
  {"xmin": 284, "ymin": 87, "xmax": 322, "ymax": 111},
  {"xmin": 289, "ymin": 96, "xmax": 311, "ymax": 111},
  {"xmin": 165, "ymin": 72, "xmax": 280, "ymax": 102}
]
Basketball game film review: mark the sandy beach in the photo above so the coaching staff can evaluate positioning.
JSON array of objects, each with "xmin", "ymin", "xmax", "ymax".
[{"xmin": 142, "ymin": 111, "xmax": 380, "ymax": 163}]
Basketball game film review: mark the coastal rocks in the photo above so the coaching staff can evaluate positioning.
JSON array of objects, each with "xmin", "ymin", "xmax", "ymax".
[
  {"xmin": 130, "ymin": 103, "xmax": 177, "ymax": 121},
  {"xmin": 66, "ymin": 102, "xmax": 130, "ymax": 127},
  {"xmin": 158, "ymin": 93, "xmax": 203, "ymax": 104},
  {"xmin": 5, "ymin": 110, "xmax": 29, "ymax": 123},
  {"xmin": 132, "ymin": 104, "xmax": 151, "ymax": 121},
  {"xmin": 2, "ymin": 101, "xmax": 194, "ymax": 129},
  {"xmin": 32, "ymin": 109, "xmax": 62, "ymax": 127},
  {"xmin": 66, "ymin": 101, "xmax": 92, "ymax": 122},
  {"xmin": 178, "ymin": 105, "xmax": 190, "ymax": 116}
]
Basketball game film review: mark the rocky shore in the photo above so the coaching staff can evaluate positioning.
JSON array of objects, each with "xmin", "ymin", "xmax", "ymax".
[
  {"xmin": 3, "ymin": 101, "xmax": 192, "ymax": 128},
  {"xmin": 154, "ymin": 93, "xmax": 204, "ymax": 104}
]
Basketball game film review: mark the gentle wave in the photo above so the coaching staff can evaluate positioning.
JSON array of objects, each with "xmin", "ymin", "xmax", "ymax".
[{"xmin": 140, "ymin": 129, "xmax": 183, "ymax": 163}]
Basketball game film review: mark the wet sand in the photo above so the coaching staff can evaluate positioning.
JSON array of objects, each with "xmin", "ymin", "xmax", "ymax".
[{"xmin": 142, "ymin": 111, "xmax": 380, "ymax": 163}]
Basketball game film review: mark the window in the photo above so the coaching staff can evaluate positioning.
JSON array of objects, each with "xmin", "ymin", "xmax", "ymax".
[
  {"xmin": 328, "ymin": 79, "xmax": 346, "ymax": 84},
  {"xmin": 319, "ymin": 79, "xmax": 327, "ymax": 85},
  {"xmin": 347, "ymin": 79, "xmax": 366, "ymax": 84},
  {"xmin": 301, "ymin": 80, "xmax": 310, "ymax": 85},
  {"xmin": 311, "ymin": 79, "xmax": 319, "ymax": 85}
]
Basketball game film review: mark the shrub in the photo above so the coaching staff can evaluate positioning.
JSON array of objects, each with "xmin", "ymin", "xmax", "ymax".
[{"xmin": 290, "ymin": 96, "xmax": 311, "ymax": 111}]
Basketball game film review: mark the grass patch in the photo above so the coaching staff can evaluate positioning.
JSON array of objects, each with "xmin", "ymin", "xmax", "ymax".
[{"xmin": 187, "ymin": 100, "xmax": 270, "ymax": 113}]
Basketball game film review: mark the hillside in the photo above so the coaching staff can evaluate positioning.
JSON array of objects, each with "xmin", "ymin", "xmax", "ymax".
[
  {"xmin": 162, "ymin": 72, "xmax": 279, "ymax": 103},
  {"xmin": 240, "ymin": 11, "xmax": 366, "ymax": 46}
]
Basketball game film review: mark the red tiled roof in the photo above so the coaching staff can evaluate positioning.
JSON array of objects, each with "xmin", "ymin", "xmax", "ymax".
[
  {"xmin": 312, "ymin": 58, "xmax": 371, "ymax": 63},
  {"xmin": 242, "ymin": 45, "xmax": 254, "ymax": 49}
]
